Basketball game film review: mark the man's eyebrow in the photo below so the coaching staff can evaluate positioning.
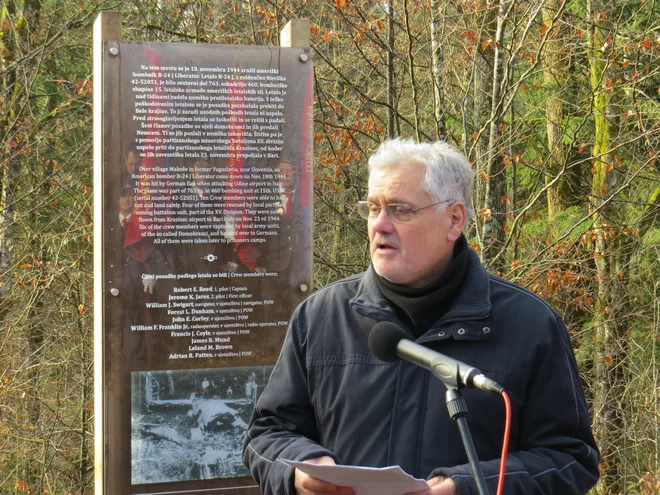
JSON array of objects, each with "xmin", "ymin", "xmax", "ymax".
[{"xmin": 366, "ymin": 196, "xmax": 408, "ymax": 204}]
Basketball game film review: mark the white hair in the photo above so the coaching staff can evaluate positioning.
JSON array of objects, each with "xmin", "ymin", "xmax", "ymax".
[{"xmin": 367, "ymin": 137, "xmax": 475, "ymax": 218}]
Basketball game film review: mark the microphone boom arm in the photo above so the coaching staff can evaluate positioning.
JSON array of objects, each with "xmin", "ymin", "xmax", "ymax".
[
  {"xmin": 394, "ymin": 339, "xmax": 492, "ymax": 495},
  {"xmin": 396, "ymin": 339, "xmax": 501, "ymax": 393}
]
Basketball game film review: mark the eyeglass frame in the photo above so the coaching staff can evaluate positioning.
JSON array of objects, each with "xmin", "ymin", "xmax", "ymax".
[{"xmin": 356, "ymin": 198, "xmax": 456, "ymax": 222}]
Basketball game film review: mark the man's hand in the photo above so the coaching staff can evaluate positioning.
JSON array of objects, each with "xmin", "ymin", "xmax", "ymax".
[
  {"xmin": 406, "ymin": 475, "xmax": 457, "ymax": 495},
  {"xmin": 294, "ymin": 456, "xmax": 355, "ymax": 495}
]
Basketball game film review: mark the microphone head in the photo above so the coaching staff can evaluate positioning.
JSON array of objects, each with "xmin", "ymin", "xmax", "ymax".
[{"xmin": 368, "ymin": 322, "xmax": 409, "ymax": 363}]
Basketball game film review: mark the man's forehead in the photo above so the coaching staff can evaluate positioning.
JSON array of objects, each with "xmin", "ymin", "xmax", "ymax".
[{"xmin": 369, "ymin": 163, "xmax": 425, "ymax": 191}]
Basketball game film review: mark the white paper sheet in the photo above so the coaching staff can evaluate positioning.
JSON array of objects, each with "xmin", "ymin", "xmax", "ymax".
[{"xmin": 282, "ymin": 459, "xmax": 430, "ymax": 495}]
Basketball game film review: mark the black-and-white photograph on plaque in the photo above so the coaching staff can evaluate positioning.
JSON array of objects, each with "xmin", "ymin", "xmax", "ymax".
[{"xmin": 130, "ymin": 366, "xmax": 273, "ymax": 485}]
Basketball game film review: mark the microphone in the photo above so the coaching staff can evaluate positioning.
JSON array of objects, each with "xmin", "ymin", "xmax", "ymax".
[{"xmin": 368, "ymin": 321, "xmax": 504, "ymax": 394}]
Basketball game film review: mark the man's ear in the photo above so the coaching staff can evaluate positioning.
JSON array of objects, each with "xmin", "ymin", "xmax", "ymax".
[{"xmin": 447, "ymin": 202, "xmax": 467, "ymax": 242}]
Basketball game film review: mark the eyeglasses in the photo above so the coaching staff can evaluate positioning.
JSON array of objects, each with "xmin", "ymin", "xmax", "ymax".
[{"xmin": 356, "ymin": 199, "xmax": 455, "ymax": 222}]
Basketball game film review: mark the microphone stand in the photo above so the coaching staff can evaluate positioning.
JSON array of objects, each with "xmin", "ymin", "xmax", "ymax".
[{"xmin": 436, "ymin": 372, "xmax": 490, "ymax": 495}]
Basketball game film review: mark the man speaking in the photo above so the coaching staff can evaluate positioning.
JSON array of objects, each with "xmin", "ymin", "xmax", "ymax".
[{"xmin": 243, "ymin": 138, "xmax": 599, "ymax": 495}]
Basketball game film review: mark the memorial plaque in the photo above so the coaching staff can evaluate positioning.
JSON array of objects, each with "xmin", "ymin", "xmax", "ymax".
[{"xmin": 96, "ymin": 30, "xmax": 313, "ymax": 494}]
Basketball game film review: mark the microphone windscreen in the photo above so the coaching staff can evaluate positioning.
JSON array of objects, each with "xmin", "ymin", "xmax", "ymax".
[{"xmin": 368, "ymin": 322, "xmax": 408, "ymax": 362}]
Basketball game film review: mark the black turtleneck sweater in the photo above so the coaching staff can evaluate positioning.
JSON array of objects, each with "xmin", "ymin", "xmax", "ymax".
[{"xmin": 374, "ymin": 235, "xmax": 469, "ymax": 338}]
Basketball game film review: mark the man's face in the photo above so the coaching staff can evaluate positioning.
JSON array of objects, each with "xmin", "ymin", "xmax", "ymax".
[
  {"xmin": 118, "ymin": 191, "xmax": 134, "ymax": 215},
  {"xmin": 278, "ymin": 162, "xmax": 296, "ymax": 191},
  {"xmin": 368, "ymin": 162, "xmax": 462, "ymax": 288},
  {"xmin": 125, "ymin": 152, "xmax": 137, "ymax": 175}
]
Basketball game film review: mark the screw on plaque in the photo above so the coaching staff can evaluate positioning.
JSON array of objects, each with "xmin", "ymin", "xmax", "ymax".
[
  {"xmin": 109, "ymin": 47, "xmax": 119, "ymax": 56},
  {"xmin": 204, "ymin": 254, "xmax": 218, "ymax": 262}
]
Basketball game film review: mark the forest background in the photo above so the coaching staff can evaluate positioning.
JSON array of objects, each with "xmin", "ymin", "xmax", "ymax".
[{"xmin": 1, "ymin": 0, "xmax": 659, "ymax": 494}]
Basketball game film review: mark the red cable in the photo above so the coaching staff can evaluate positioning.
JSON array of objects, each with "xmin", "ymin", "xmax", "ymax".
[{"xmin": 497, "ymin": 390, "xmax": 512, "ymax": 495}]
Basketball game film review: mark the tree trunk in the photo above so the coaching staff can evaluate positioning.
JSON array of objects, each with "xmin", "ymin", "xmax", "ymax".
[
  {"xmin": 387, "ymin": 1, "xmax": 396, "ymax": 138},
  {"xmin": 479, "ymin": 0, "xmax": 512, "ymax": 273},
  {"xmin": 430, "ymin": 0, "xmax": 446, "ymax": 139},
  {"xmin": 0, "ymin": 0, "xmax": 42, "ymax": 302},
  {"xmin": 403, "ymin": 0, "xmax": 420, "ymax": 141},
  {"xmin": 0, "ymin": 154, "xmax": 19, "ymax": 309},
  {"xmin": 0, "ymin": 0, "xmax": 20, "ymax": 311},
  {"xmin": 472, "ymin": 0, "xmax": 497, "ymax": 259},
  {"xmin": 587, "ymin": 0, "xmax": 626, "ymax": 492},
  {"xmin": 542, "ymin": 0, "xmax": 572, "ymax": 216}
]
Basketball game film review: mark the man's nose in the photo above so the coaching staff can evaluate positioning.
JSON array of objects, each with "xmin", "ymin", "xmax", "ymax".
[{"xmin": 370, "ymin": 207, "xmax": 395, "ymax": 233}]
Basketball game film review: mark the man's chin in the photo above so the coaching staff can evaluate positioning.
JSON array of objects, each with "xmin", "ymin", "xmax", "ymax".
[{"xmin": 373, "ymin": 264, "xmax": 407, "ymax": 285}]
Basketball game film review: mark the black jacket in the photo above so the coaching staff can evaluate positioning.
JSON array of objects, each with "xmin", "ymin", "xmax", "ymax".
[{"xmin": 243, "ymin": 248, "xmax": 600, "ymax": 494}]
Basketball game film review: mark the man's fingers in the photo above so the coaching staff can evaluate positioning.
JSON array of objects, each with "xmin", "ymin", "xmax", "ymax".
[
  {"xmin": 404, "ymin": 475, "xmax": 456, "ymax": 495},
  {"xmin": 294, "ymin": 470, "xmax": 355, "ymax": 495},
  {"xmin": 295, "ymin": 470, "xmax": 336, "ymax": 493},
  {"xmin": 427, "ymin": 475, "xmax": 448, "ymax": 487}
]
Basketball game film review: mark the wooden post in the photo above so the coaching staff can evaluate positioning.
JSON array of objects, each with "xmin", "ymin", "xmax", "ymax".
[
  {"xmin": 93, "ymin": 11, "xmax": 122, "ymax": 495},
  {"xmin": 280, "ymin": 19, "xmax": 311, "ymax": 49}
]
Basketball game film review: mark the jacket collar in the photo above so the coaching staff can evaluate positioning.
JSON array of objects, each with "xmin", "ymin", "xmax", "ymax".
[{"xmin": 350, "ymin": 247, "xmax": 492, "ymax": 341}]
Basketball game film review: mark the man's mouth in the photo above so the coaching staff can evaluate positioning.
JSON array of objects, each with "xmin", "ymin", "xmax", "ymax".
[{"xmin": 375, "ymin": 241, "xmax": 396, "ymax": 251}]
